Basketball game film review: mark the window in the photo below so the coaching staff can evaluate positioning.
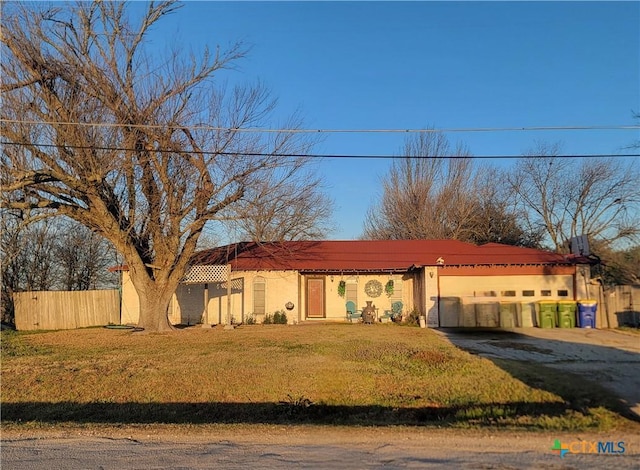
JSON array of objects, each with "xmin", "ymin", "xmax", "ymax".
[
  {"xmin": 541, "ymin": 290, "xmax": 552, "ymax": 297},
  {"xmin": 501, "ymin": 290, "xmax": 516, "ymax": 297},
  {"xmin": 253, "ymin": 276, "xmax": 266, "ymax": 315},
  {"xmin": 385, "ymin": 279, "xmax": 402, "ymax": 302},
  {"xmin": 475, "ymin": 291, "xmax": 497, "ymax": 297},
  {"xmin": 557, "ymin": 289, "xmax": 569, "ymax": 297},
  {"xmin": 522, "ymin": 290, "xmax": 535, "ymax": 297},
  {"xmin": 390, "ymin": 278, "xmax": 403, "ymax": 301},
  {"xmin": 345, "ymin": 277, "xmax": 358, "ymax": 305}
]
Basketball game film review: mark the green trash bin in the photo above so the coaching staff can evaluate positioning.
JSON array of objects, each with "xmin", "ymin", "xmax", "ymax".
[
  {"xmin": 537, "ymin": 301, "xmax": 557, "ymax": 328},
  {"xmin": 557, "ymin": 301, "xmax": 577, "ymax": 328},
  {"xmin": 499, "ymin": 302, "xmax": 518, "ymax": 328}
]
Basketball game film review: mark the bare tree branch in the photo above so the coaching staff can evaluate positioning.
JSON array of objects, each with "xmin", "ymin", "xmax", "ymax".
[
  {"xmin": 507, "ymin": 141, "xmax": 640, "ymax": 253},
  {"xmin": 362, "ymin": 131, "xmax": 533, "ymax": 245},
  {"xmin": 1, "ymin": 1, "xmax": 317, "ymax": 331}
]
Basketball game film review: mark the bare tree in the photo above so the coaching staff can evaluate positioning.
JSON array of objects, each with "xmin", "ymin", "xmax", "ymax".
[
  {"xmin": 1, "ymin": 1, "xmax": 313, "ymax": 331},
  {"xmin": 363, "ymin": 132, "xmax": 474, "ymax": 239},
  {"xmin": 600, "ymin": 245, "xmax": 640, "ymax": 285},
  {"xmin": 228, "ymin": 155, "xmax": 334, "ymax": 241},
  {"xmin": 0, "ymin": 212, "xmax": 119, "ymax": 324},
  {"xmin": 362, "ymin": 132, "xmax": 532, "ymax": 245},
  {"xmin": 1, "ymin": 213, "xmax": 59, "ymax": 323},
  {"xmin": 55, "ymin": 219, "xmax": 119, "ymax": 291},
  {"xmin": 507, "ymin": 141, "xmax": 640, "ymax": 252},
  {"xmin": 625, "ymin": 110, "xmax": 640, "ymax": 150},
  {"xmin": 468, "ymin": 168, "xmax": 544, "ymax": 247}
]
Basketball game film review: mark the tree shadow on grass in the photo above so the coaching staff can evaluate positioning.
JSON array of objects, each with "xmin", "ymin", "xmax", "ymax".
[
  {"xmin": 437, "ymin": 328, "xmax": 640, "ymax": 423},
  {"xmin": 1, "ymin": 400, "xmax": 578, "ymax": 427}
]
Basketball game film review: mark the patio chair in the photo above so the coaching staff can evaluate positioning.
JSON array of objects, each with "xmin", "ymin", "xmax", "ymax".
[
  {"xmin": 346, "ymin": 300, "xmax": 362, "ymax": 323},
  {"xmin": 381, "ymin": 301, "xmax": 403, "ymax": 322}
]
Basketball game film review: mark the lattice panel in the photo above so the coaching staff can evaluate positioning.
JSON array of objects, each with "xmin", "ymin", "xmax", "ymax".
[{"xmin": 181, "ymin": 265, "xmax": 228, "ymax": 284}]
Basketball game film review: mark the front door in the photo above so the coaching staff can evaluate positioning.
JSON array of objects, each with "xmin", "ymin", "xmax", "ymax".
[{"xmin": 306, "ymin": 277, "xmax": 325, "ymax": 318}]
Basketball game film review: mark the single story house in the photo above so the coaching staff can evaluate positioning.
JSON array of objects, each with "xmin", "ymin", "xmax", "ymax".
[{"xmin": 119, "ymin": 239, "xmax": 597, "ymax": 328}]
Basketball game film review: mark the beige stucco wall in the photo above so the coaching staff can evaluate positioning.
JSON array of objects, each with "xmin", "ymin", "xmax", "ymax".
[
  {"xmin": 120, "ymin": 266, "xmax": 584, "ymax": 328},
  {"xmin": 439, "ymin": 274, "xmax": 575, "ymax": 301},
  {"xmin": 574, "ymin": 264, "xmax": 593, "ymax": 301},
  {"xmin": 121, "ymin": 270, "xmax": 417, "ymax": 325},
  {"xmin": 317, "ymin": 274, "xmax": 413, "ymax": 322},
  {"xmin": 172, "ymin": 283, "xmax": 206, "ymax": 325},
  {"xmin": 120, "ymin": 271, "xmax": 139, "ymax": 325},
  {"xmin": 437, "ymin": 273, "xmax": 576, "ymax": 327},
  {"xmin": 211, "ymin": 270, "xmax": 299, "ymax": 325},
  {"xmin": 121, "ymin": 272, "xmax": 209, "ymax": 326},
  {"xmin": 424, "ymin": 267, "xmax": 439, "ymax": 327},
  {"xmin": 205, "ymin": 271, "xmax": 415, "ymax": 324}
]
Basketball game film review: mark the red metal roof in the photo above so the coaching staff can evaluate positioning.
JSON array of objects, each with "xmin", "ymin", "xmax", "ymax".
[{"xmin": 191, "ymin": 240, "xmax": 588, "ymax": 272}]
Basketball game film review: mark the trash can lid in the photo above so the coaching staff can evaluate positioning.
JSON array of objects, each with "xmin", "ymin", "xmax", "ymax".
[{"xmin": 578, "ymin": 299, "xmax": 597, "ymax": 304}]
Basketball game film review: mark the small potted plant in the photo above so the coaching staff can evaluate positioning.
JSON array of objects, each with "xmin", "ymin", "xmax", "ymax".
[{"xmin": 338, "ymin": 280, "xmax": 346, "ymax": 297}]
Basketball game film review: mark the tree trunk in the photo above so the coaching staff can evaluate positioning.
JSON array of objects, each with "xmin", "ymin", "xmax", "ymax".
[{"xmin": 136, "ymin": 283, "xmax": 176, "ymax": 332}]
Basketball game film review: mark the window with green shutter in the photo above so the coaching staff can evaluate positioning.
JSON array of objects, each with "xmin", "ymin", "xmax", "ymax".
[{"xmin": 253, "ymin": 276, "xmax": 266, "ymax": 315}]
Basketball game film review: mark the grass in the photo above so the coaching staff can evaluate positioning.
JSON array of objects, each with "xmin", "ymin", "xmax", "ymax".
[{"xmin": 1, "ymin": 324, "xmax": 637, "ymax": 432}]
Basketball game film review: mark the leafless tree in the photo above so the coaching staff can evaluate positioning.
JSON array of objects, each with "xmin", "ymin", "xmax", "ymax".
[
  {"xmin": 55, "ymin": 220, "xmax": 119, "ymax": 291},
  {"xmin": 363, "ymin": 132, "xmax": 474, "ymax": 239},
  {"xmin": 1, "ymin": 213, "xmax": 58, "ymax": 323},
  {"xmin": 362, "ymin": 132, "xmax": 532, "ymax": 245},
  {"xmin": 468, "ymin": 168, "xmax": 544, "ymax": 247},
  {"xmin": 506, "ymin": 141, "xmax": 640, "ymax": 253},
  {"xmin": 228, "ymin": 154, "xmax": 334, "ymax": 241},
  {"xmin": 625, "ymin": 110, "xmax": 640, "ymax": 150},
  {"xmin": 0, "ymin": 212, "xmax": 119, "ymax": 324},
  {"xmin": 604, "ymin": 245, "xmax": 640, "ymax": 285},
  {"xmin": 1, "ymin": 1, "xmax": 314, "ymax": 331}
]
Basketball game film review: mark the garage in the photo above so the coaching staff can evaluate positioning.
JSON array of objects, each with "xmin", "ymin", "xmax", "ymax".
[{"xmin": 434, "ymin": 264, "xmax": 590, "ymax": 328}]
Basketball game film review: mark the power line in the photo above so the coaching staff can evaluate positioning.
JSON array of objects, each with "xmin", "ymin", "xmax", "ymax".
[
  {"xmin": 2, "ymin": 141, "xmax": 639, "ymax": 160},
  {"xmin": 1, "ymin": 118, "xmax": 638, "ymax": 134}
]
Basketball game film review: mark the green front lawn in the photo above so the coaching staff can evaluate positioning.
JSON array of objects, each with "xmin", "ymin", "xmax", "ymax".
[{"xmin": 1, "ymin": 324, "xmax": 636, "ymax": 431}]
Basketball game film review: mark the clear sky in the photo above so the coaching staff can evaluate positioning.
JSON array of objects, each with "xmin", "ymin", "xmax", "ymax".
[{"xmin": 144, "ymin": 1, "xmax": 640, "ymax": 240}]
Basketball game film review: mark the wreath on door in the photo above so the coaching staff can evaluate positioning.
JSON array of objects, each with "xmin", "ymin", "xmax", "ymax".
[{"xmin": 364, "ymin": 280, "xmax": 383, "ymax": 298}]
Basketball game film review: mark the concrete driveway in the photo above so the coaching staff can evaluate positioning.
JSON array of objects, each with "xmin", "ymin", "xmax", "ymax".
[{"xmin": 435, "ymin": 328, "xmax": 640, "ymax": 419}]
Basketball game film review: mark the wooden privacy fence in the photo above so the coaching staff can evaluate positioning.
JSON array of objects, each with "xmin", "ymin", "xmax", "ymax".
[
  {"xmin": 604, "ymin": 285, "xmax": 640, "ymax": 328},
  {"xmin": 13, "ymin": 290, "xmax": 120, "ymax": 331}
]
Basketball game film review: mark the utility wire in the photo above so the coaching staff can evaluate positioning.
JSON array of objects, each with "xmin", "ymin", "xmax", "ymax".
[
  {"xmin": 2, "ymin": 141, "xmax": 638, "ymax": 160},
  {"xmin": 1, "ymin": 118, "xmax": 638, "ymax": 134}
]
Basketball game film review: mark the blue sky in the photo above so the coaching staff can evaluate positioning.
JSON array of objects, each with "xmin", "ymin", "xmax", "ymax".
[{"xmin": 145, "ymin": 1, "xmax": 639, "ymax": 240}]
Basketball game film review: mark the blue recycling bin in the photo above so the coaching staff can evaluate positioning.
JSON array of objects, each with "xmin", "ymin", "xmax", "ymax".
[{"xmin": 577, "ymin": 300, "xmax": 597, "ymax": 328}]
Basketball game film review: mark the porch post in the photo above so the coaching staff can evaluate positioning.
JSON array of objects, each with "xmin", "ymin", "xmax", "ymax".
[
  {"xmin": 202, "ymin": 283, "xmax": 209, "ymax": 326},
  {"xmin": 225, "ymin": 264, "xmax": 234, "ymax": 329}
]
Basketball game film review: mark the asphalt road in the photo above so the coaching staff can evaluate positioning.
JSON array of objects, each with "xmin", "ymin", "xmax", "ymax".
[{"xmin": 2, "ymin": 428, "xmax": 639, "ymax": 469}]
